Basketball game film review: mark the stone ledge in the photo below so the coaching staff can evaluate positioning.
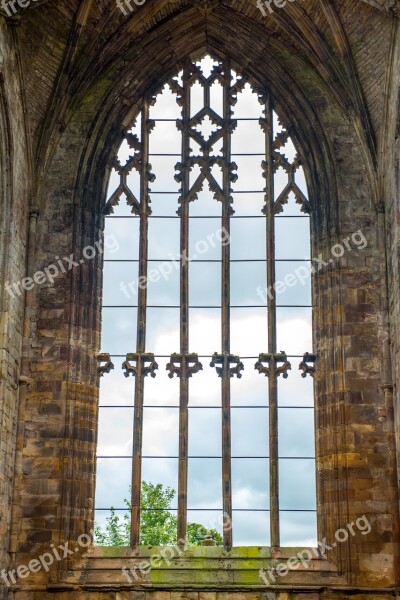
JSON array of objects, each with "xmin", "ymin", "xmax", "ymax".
[{"xmin": 61, "ymin": 546, "xmax": 342, "ymax": 589}]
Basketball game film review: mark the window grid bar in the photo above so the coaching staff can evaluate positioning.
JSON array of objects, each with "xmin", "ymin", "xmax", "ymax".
[
  {"xmin": 96, "ymin": 508, "xmax": 316, "ymax": 512},
  {"xmin": 103, "ymin": 355, "xmax": 306, "ymax": 359},
  {"xmin": 149, "ymin": 153, "xmax": 266, "ymax": 157},
  {"xmin": 103, "ymin": 305, "xmax": 312, "ymax": 309},
  {"xmin": 99, "ymin": 406, "xmax": 315, "ymax": 409},
  {"xmin": 104, "ymin": 259, "xmax": 312, "ymax": 262},
  {"xmin": 106, "ymin": 214, "xmax": 309, "ymax": 218},
  {"xmin": 148, "ymin": 118, "xmax": 262, "ymax": 122},
  {"xmin": 97, "ymin": 456, "xmax": 316, "ymax": 459},
  {"xmin": 107, "ymin": 189, "xmax": 302, "ymax": 195}
]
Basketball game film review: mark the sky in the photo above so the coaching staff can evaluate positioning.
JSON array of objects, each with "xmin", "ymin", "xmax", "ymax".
[{"xmin": 95, "ymin": 55, "xmax": 317, "ymax": 547}]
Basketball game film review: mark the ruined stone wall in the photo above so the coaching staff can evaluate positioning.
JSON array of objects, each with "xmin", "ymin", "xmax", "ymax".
[
  {"xmin": 384, "ymin": 13, "xmax": 400, "ymax": 557},
  {"xmin": 0, "ymin": 2, "xmax": 400, "ymax": 599},
  {"xmin": 0, "ymin": 18, "xmax": 30, "ymax": 581},
  {"xmin": 388, "ymin": 95, "xmax": 400, "ymax": 501}
]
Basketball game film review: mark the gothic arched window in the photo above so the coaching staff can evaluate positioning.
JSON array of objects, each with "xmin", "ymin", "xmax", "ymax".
[{"xmin": 96, "ymin": 54, "xmax": 316, "ymax": 548}]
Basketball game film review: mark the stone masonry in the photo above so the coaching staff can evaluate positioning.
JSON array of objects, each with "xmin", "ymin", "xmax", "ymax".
[{"xmin": 0, "ymin": 1, "xmax": 400, "ymax": 599}]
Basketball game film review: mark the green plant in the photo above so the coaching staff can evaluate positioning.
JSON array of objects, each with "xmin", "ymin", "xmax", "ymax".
[{"xmin": 95, "ymin": 481, "xmax": 223, "ymax": 547}]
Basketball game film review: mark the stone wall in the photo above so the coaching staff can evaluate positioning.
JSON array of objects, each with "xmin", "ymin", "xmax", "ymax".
[
  {"xmin": 0, "ymin": 2, "xmax": 399, "ymax": 599},
  {"xmin": 0, "ymin": 17, "xmax": 30, "ymax": 582}
]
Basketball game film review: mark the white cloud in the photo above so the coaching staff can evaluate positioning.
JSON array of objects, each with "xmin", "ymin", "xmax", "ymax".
[{"xmin": 96, "ymin": 60, "xmax": 317, "ymax": 545}]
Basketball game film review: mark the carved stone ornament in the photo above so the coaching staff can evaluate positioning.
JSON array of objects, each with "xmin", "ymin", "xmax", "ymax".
[
  {"xmin": 299, "ymin": 352, "xmax": 316, "ymax": 378},
  {"xmin": 122, "ymin": 353, "xmax": 158, "ymax": 378},
  {"xmin": 210, "ymin": 352, "xmax": 244, "ymax": 378},
  {"xmin": 97, "ymin": 353, "xmax": 114, "ymax": 377},
  {"xmin": 255, "ymin": 352, "xmax": 291, "ymax": 379},
  {"xmin": 166, "ymin": 353, "xmax": 203, "ymax": 379}
]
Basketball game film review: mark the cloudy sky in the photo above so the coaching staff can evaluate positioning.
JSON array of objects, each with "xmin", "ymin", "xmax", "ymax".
[{"xmin": 96, "ymin": 56, "xmax": 317, "ymax": 547}]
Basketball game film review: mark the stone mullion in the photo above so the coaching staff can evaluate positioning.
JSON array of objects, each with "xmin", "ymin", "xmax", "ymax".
[
  {"xmin": 263, "ymin": 95, "xmax": 280, "ymax": 548},
  {"xmin": 177, "ymin": 62, "xmax": 191, "ymax": 544},
  {"xmin": 221, "ymin": 57, "xmax": 233, "ymax": 548},
  {"xmin": 130, "ymin": 101, "xmax": 150, "ymax": 547}
]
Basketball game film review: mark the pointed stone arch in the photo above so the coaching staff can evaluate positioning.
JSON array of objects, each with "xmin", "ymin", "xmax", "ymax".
[{"xmin": 10, "ymin": 8, "xmax": 397, "ymax": 596}]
